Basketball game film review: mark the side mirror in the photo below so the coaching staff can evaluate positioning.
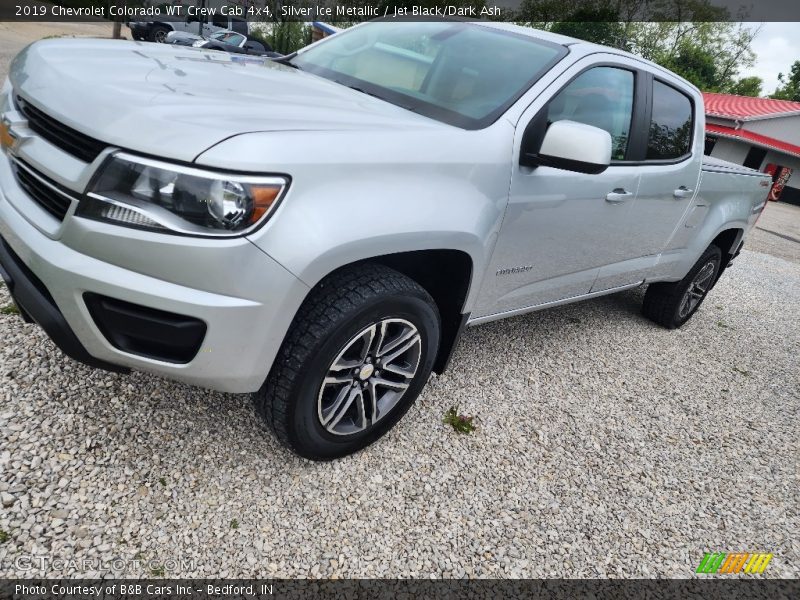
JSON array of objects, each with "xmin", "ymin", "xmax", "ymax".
[{"xmin": 521, "ymin": 120, "xmax": 612, "ymax": 175}]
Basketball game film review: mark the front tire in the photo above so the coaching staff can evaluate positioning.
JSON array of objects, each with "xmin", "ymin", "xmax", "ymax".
[
  {"xmin": 642, "ymin": 244, "xmax": 722, "ymax": 329},
  {"xmin": 253, "ymin": 264, "xmax": 440, "ymax": 460},
  {"xmin": 148, "ymin": 25, "xmax": 170, "ymax": 43}
]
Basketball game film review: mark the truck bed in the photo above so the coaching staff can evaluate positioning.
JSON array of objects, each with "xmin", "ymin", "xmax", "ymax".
[{"xmin": 701, "ymin": 155, "xmax": 767, "ymax": 177}]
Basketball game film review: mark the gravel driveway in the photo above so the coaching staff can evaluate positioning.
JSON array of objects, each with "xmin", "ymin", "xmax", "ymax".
[
  {"xmin": 1, "ymin": 246, "xmax": 797, "ymax": 578},
  {"xmin": 0, "ymin": 28, "xmax": 798, "ymax": 579}
]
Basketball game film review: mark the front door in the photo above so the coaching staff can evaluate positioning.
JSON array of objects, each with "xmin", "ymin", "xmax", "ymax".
[{"xmin": 475, "ymin": 62, "xmax": 644, "ymax": 319}]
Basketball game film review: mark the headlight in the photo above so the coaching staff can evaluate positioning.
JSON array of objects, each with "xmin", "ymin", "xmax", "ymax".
[{"xmin": 77, "ymin": 153, "xmax": 288, "ymax": 237}]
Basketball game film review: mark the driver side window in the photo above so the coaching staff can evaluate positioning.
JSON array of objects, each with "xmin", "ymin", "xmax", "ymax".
[{"xmin": 547, "ymin": 67, "xmax": 634, "ymax": 161}]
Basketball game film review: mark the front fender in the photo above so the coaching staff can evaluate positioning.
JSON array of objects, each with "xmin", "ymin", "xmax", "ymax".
[
  {"xmin": 195, "ymin": 127, "xmax": 513, "ymax": 313},
  {"xmin": 253, "ymin": 173, "xmax": 503, "ymax": 313}
]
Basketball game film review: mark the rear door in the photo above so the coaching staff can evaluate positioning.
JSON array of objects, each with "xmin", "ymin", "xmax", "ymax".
[{"xmin": 592, "ymin": 75, "xmax": 702, "ymax": 291}]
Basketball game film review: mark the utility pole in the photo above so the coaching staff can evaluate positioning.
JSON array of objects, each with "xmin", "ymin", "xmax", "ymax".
[{"xmin": 198, "ymin": 0, "xmax": 205, "ymax": 36}]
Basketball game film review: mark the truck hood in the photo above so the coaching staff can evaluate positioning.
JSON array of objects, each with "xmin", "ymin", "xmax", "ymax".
[{"xmin": 9, "ymin": 38, "xmax": 441, "ymax": 163}]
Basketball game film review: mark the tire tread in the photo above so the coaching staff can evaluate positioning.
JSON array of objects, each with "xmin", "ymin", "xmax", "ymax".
[
  {"xmin": 254, "ymin": 264, "xmax": 433, "ymax": 453},
  {"xmin": 642, "ymin": 245, "xmax": 721, "ymax": 329}
]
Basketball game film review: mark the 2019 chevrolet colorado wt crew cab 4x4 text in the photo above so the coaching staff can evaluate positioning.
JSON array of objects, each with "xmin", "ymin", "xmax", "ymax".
[{"xmin": 0, "ymin": 21, "xmax": 770, "ymax": 459}]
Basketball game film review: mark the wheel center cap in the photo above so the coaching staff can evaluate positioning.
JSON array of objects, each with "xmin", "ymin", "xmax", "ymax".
[{"xmin": 358, "ymin": 364, "xmax": 375, "ymax": 381}]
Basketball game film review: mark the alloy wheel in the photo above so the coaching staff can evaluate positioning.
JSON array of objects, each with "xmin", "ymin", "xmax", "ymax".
[
  {"xmin": 317, "ymin": 318, "xmax": 422, "ymax": 436},
  {"xmin": 678, "ymin": 261, "xmax": 716, "ymax": 319}
]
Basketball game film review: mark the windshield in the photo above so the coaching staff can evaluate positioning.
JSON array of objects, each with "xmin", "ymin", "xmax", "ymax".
[{"xmin": 291, "ymin": 22, "xmax": 567, "ymax": 129}]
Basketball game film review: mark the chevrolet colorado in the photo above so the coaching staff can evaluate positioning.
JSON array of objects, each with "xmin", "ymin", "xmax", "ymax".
[{"xmin": 0, "ymin": 21, "xmax": 770, "ymax": 459}]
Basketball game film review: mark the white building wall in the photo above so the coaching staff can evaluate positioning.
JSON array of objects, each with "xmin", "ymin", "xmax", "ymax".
[
  {"xmin": 710, "ymin": 138, "xmax": 750, "ymax": 164},
  {"xmin": 747, "ymin": 115, "xmax": 800, "ymax": 147}
]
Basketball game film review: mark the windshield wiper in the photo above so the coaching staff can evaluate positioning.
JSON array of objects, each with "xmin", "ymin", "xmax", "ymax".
[
  {"xmin": 344, "ymin": 84, "xmax": 420, "ymax": 113},
  {"xmin": 346, "ymin": 85, "xmax": 383, "ymax": 99},
  {"xmin": 272, "ymin": 52, "xmax": 300, "ymax": 68}
]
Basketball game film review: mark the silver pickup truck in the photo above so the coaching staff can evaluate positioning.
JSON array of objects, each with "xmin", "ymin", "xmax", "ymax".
[{"xmin": 0, "ymin": 21, "xmax": 770, "ymax": 459}]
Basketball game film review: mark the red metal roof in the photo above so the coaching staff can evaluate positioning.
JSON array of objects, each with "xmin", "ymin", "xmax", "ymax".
[
  {"xmin": 706, "ymin": 123, "xmax": 800, "ymax": 159},
  {"xmin": 703, "ymin": 92, "xmax": 800, "ymax": 120}
]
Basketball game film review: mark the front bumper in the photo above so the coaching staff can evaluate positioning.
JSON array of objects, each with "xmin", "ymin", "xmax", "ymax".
[
  {"xmin": 0, "ymin": 235, "xmax": 128, "ymax": 373},
  {"xmin": 0, "ymin": 151, "xmax": 309, "ymax": 393}
]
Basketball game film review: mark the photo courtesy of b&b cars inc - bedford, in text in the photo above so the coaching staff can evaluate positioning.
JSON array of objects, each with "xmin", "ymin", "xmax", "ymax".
[{"xmin": 0, "ymin": 0, "xmax": 797, "ymax": 598}]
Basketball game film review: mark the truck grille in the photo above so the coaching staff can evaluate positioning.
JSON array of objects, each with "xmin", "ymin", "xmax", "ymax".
[
  {"xmin": 11, "ymin": 160, "xmax": 77, "ymax": 221},
  {"xmin": 16, "ymin": 96, "xmax": 107, "ymax": 163}
]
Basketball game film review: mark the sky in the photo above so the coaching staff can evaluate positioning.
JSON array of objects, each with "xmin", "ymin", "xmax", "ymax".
[{"xmin": 740, "ymin": 22, "xmax": 799, "ymax": 95}]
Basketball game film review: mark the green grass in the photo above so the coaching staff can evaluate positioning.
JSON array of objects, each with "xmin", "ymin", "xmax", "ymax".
[
  {"xmin": 230, "ymin": 519, "xmax": 239, "ymax": 530},
  {"xmin": 150, "ymin": 565, "xmax": 165, "ymax": 577},
  {"xmin": 443, "ymin": 406, "xmax": 476, "ymax": 434},
  {"xmin": 158, "ymin": 477, "xmax": 167, "ymax": 487},
  {"xmin": 0, "ymin": 530, "xmax": 9, "ymax": 543},
  {"xmin": 0, "ymin": 304, "xmax": 19, "ymax": 315}
]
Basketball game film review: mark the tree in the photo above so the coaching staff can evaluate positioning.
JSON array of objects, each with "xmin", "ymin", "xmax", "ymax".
[
  {"xmin": 625, "ymin": 22, "xmax": 758, "ymax": 92},
  {"xmin": 771, "ymin": 61, "xmax": 800, "ymax": 101},
  {"xmin": 730, "ymin": 76, "xmax": 763, "ymax": 97},
  {"xmin": 516, "ymin": 1, "xmax": 759, "ymax": 93},
  {"xmin": 549, "ymin": 7, "xmax": 628, "ymax": 49},
  {"xmin": 268, "ymin": 21, "xmax": 310, "ymax": 55}
]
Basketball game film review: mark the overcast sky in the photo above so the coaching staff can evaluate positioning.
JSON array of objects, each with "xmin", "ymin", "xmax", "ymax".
[{"xmin": 740, "ymin": 22, "xmax": 799, "ymax": 95}]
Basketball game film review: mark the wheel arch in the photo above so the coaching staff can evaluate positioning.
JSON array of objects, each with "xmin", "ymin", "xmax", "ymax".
[
  {"xmin": 710, "ymin": 227, "xmax": 744, "ymax": 282},
  {"xmin": 306, "ymin": 249, "xmax": 475, "ymax": 375}
]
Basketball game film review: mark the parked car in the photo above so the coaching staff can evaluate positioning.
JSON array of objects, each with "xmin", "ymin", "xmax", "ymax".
[
  {"xmin": 0, "ymin": 21, "xmax": 771, "ymax": 460},
  {"xmin": 164, "ymin": 30, "xmax": 204, "ymax": 47},
  {"xmin": 129, "ymin": 15, "xmax": 248, "ymax": 44},
  {"xmin": 167, "ymin": 30, "xmax": 278, "ymax": 57}
]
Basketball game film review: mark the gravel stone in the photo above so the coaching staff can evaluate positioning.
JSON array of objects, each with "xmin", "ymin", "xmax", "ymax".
[
  {"xmin": 0, "ymin": 245, "xmax": 796, "ymax": 579},
  {"xmin": 0, "ymin": 31, "xmax": 797, "ymax": 574}
]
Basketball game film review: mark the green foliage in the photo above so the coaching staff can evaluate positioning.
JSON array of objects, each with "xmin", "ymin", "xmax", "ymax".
[
  {"xmin": 623, "ymin": 22, "xmax": 757, "ymax": 93},
  {"xmin": 0, "ymin": 530, "xmax": 9, "ymax": 543},
  {"xmin": 230, "ymin": 518, "xmax": 239, "ymax": 529},
  {"xmin": 771, "ymin": 61, "xmax": 800, "ymax": 101},
  {"xmin": 150, "ymin": 565, "xmax": 165, "ymax": 577},
  {"xmin": 550, "ymin": 11, "xmax": 628, "ymax": 49},
  {"xmin": 730, "ymin": 76, "xmax": 763, "ymax": 97},
  {"xmin": 443, "ymin": 406, "xmax": 476, "ymax": 434},
  {"xmin": 0, "ymin": 304, "xmax": 19, "ymax": 315},
  {"xmin": 517, "ymin": 1, "xmax": 758, "ymax": 94},
  {"xmin": 261, "ymin": 22, "xmax": 311, "ymax": 56},
  {"xmin": 659, "ymin": 44, "xmax": 719, "ymax": 91}
]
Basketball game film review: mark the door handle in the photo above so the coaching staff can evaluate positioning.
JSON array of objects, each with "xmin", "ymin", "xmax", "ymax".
[
  {"xmin": 673, "ymin": 186, "xmax": 694, "ymax": 199},
  {"xmin": 605, "ymin": 188, "xmax": 633, "ymax": 203}
]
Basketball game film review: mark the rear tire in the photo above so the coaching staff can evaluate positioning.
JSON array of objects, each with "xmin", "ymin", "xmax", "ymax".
[
  {"xmin": 642, "ymin": 245, "xmax": 722, "ymax": 329},
  {"xmin": 253, "ymin": 264, "xmax": 440, "ymax": 460}
]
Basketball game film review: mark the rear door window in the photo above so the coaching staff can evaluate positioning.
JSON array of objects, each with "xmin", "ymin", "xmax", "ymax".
[{"xmin": 646, "ymin": 80, "xmax": 693, "ymax": 160}]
